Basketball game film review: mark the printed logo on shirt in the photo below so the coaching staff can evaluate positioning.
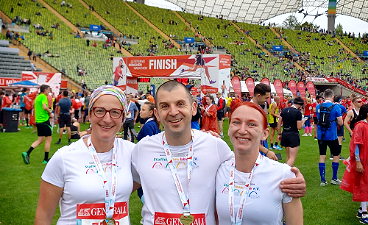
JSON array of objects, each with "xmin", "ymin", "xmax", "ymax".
[
  {"xmin": 84, "ymin": 163, "xmax": 120, "ymax": 174},
  {"xmin": 222, "ymin": 183, "xmax": 261, "ymax": 198},
  {"xmin": 152, "ymin": 157, "xmax": 199, "ymax": 170}
]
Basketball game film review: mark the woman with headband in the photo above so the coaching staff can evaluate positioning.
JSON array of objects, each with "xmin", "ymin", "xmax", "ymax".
[
  {"xmin": 35, "ymin": 85, "xmax": 139, "ymax": 225},
  {"xmin": 216, "ymin": 102, "xmax": 303, "ymax": 224}
]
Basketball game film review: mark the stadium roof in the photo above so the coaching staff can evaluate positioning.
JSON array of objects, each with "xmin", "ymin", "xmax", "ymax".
[{"xmin": 167, "ymin": 0, "xmax": 368, "ymax": 24}]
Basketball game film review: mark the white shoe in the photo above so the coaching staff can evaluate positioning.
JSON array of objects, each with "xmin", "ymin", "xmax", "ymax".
[
  {"xmin": 302, "ymin": 133, "xmax": 308, "ymax": 136},
  {"xmin": 308, "ymin": 133, "xmax": 312, "ymax": 136}
]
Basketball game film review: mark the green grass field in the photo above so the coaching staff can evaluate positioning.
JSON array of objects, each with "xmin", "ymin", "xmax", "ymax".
[{"xmin": 0, "ymin": 120, "xmax": 360, "ymax": 224}]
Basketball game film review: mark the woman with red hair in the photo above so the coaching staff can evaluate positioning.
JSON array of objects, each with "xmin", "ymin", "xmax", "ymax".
[{"xmin": 216, "ymin": 102, "xmax": 303, "ymax": 224}]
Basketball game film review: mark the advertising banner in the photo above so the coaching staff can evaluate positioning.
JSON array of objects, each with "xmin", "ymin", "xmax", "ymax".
[
  {"xmin": 231, "ymin": 76, "xmax": 241, "ymax": 99},
  {"xmin": 288, "ymin": 80, "xmax": 297, "ymax": 97},
  {"xmin": 21, "ymin": 71, "xmax": 61, "ymax": 96},
  {"xmin": 260, "ymin": 77, "xmax": 271, "ymax": 104},
  {"xmin": 273, "ymin": 79, "xmax": 284, "ymax": 105},
  {"xmin": 306, "ymin": 81, "xmax": 316, "ymax": 98},
  {"xmin": 326, "ymin": 78, "xmax": 367, "ymax": 95},
  {"xmin": 184, "ymin": 37, "xmax": 195, "ymax": 43},
  {"xmin": 245, "ymin": 77, "xmax": 255, "ymax": 97},
  {"xmin": 297, "ymin": 81, "xmax": 306, "ymax": 101},
  {"xmin": 89, "ymin": 24, "xmax": 101, "ymax": 31},
  {"xmin": 273, "ymin": 45, "xmax": 283, "ymax": 51},
  {"xmin": 113, "ymin": 54, "xmax": 231, "ymax": 96},
  {"xmin": 0, "ymin": 77, "xmax": 21, "ymax": 87}
]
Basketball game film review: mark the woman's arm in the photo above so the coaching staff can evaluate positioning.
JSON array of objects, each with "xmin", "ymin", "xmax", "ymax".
[
  {"xmin": 35, "ymin": 180, "xmax": 63, "ymax": 225},
  {"xmin": 283, "ymin": 197, "xmax": 303, "ymax": 225},
  {"xmin": 132, "ymin": 181, "xmax": 141, "ymax": 193}
]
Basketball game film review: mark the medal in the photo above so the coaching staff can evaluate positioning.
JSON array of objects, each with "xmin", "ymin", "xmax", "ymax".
[
  {"xmin": 103, "ymin": 218, "xmax": 116, "ymax": 225},
  {"xmin": 180, "ymin": 214, "xmax": 194, "ymax": 225}
]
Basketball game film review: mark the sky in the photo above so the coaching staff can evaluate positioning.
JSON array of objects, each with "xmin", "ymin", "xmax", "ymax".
[{"xmin": 134, "ymin": 0, "xmax": 368, "ymax": 36}]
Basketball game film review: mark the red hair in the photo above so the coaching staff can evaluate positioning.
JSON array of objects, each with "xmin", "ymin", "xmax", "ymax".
[{"xmin": 230, "ymin": 101, "xmax": 268, "ymax": 129}]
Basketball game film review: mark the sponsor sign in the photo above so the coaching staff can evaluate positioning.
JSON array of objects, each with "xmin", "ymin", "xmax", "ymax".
[
  {"xmin": 297, "ymin": 81, "xmax": 306, "ymax": 101},
  {"xmin": 89, "ymin": 24, "xmax": 101, "ymax": 31},
  {"xmin": 273, "ymin": 45, "xmax": 283, "ymax": 51},
  {"xmin": 154, "ymin": 212, "xmax": 206, "ymax": 225},
  {"xmin": 21, "ymin": 71, "xmax": 61, "ymax": 96},
  {"xmin": 231, "ymin": 76, "xmax": 241, "ymax": 98},
  {"xmin": 273, "ymin": 79, "xmax": 284, "ymax": 105},
  {"xmin": 326, "ymin": 78, "xmax": 367, "ymax": 95},
  {"xmin": 113, "ymin": 54, "xmax": 231, "ymax": 96},
  {"xmin": 0, "ymin": 77, "xmax": 21, "ymax": 87},
  {"xmin": 288, "ymin": 80, "xmax": 297, "ymax": 97},
  {"xmin": 245, "ymin": 77, "xmax": 255, "ymax": 97},
  {"xmin": 306, "ymin": 81, "xmax": 316, "ymax": 98},
  {"xmin": 184, "ymin": 37, "xmax": 195, "ymax": 43}
]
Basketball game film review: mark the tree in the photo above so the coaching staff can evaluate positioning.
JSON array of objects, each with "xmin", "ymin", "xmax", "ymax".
[
  {"xmin": 335, "ymin": 23, "xmax": 343, "ymax": 36},
  {"xmin": 282, "ymin": 15, "xmax": 300, "ymax": 30}
]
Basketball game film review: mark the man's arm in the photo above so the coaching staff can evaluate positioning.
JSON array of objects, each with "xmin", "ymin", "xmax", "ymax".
[
  {"xmin": 336, "ymin": 116, "xmax": 343, "ymax": 126},
  {"xmin": 344, "ymin": 110, "xmax": 353, "ymax": 135},
  {"xmin": 259, "ymin": 144, "xmax": 278, "ymax": 161},
  {"xmin": 270, "ymin": 104, "xmax": 277, "ymax": 117},
  {"xmin": 43, "ymin": 103, "xmax": 54, "ymax": 118},
  {"xmin": 280, "ymin": 167, "xmax": 306, "ymax": 198}
]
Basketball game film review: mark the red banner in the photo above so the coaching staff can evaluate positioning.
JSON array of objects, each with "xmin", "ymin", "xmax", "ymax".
[
  {"xmin": 306, "ymin": 81, "xmax": 316, "ymax": 98},
  {"xmin": 288, "ymin": 80, "xmax": 297, "ymax": 97},
  {"xmin": 297, "ymin": 81, "xmax": 306, "ymax": 101},
  {"xmin": 0, "ymin": 77, "xmax": 22, "ymax": 87},
  {"xmin": 261, "ymin": 77, "xmax": 271, "ymax": 105},
  {"xmin": 231, "ymin": 76, "xmax": 241, "ymax": 98},
  {"xmin": 191, "ymin": 86, "xmax": 198, "ymax": 96},
  {"xmin": 273, "ymin": 79, "xmax": 284, "ymax": 106},
  {"xmin": 245, "ymin": 77, "xmax": 255, "ymax": 97},
  {"xmin": 326, "ymin": 78, "xmax": 367, "ymax": 95}
]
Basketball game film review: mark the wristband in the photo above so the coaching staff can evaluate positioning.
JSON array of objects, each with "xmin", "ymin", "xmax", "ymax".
[{"xmin": 266, "ymin": 150, "xmax": 269, "ymax": 155}]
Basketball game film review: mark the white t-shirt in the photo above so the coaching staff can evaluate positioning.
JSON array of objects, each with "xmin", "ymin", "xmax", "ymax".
[
  {"xmin": 216, "ymin": 155, "xmax": 295, "ymax": 225},
  {"xmin": 41, "ymin": 136, "xmax": 136, "ymax": 225},
  {"xmin": 131, "ymin": 130, "xmax": 234, "ymax": 225}
]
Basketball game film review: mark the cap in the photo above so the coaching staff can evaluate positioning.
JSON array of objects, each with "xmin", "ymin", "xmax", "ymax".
[
  {"xmin": 294, "ymin": 97, "xmax": 304, "ymax": 106},
  {"xmin": 216, "ymin": 92, "xmax": 221, "ymax": 95}
]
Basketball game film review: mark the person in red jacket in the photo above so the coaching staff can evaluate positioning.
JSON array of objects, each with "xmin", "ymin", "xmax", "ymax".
[{"xmin": 199, "ymin": 95, "xmax": 219, "ymax": 134}]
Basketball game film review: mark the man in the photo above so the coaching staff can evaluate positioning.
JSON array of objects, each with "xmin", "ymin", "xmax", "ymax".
[
  {"xmin": 132, "ymin": 81, "xmax": 306, "ymax": 225},
  {"xmin": 334, "ymin": 96, "xmax": 347, "ymax": 160},
  {"xmin": 269, "ymin": 96, "xmax": 282, "ymax": 150},
  {"xmin": 316, "ymin": 89, "xmax": 343, "ymax": 186},
  {"xmin": 225, "ymin": 93, "xmax": 232, "ymax": 117},
  {"xmin": 215, "ymin": 92, "xmax": 225, "ymax": 137},
  {"xmin": 277, "ymin": 97, "xmax": 306, "ymax": 166},
  {"xmin": 251, "ymin": 83, "xmax": 276, "ymax": 158},
  {"xmin": 22, "ymin": 85, "xmax": 54, "ymax": 164},
  {"xmin": 123, "ymin": 93, "xmax": 138, "ymax": 142},
  {"xmin": 0, "ymin": 91, "xmax": 5, "ymax": 130},
  {"xmin": 312, "ymin": 95, "xmax": 323, "ymax": 140},
  {"xmin": 344, "ymin": 96, "xmax": 362, "ymax": 137},
  {"xmin": 55, "ymin": 90, "xmax": 72, "ymax": 145}
]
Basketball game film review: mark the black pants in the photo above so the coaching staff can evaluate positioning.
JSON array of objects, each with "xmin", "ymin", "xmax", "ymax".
[{"xmin": 123, "ymin": 120, "xmax": 136, "ymax": 142}]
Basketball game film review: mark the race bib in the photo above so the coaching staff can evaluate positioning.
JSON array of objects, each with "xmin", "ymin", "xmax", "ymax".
[
  {"xmin": 154, "ymin": 212, "xmax": 206, "ymax": 225},
  {"xmin": 76, "ymin": 202, "xmax": 129, "ymax": 225}
]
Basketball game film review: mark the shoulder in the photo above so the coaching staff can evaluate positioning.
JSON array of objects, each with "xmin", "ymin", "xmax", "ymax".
[
  {"xmin": 115, "ymin": 138, "xmax": 136, "ymax": 154},
  {"xmin": 261, "ymin": 158, "xmax": 295, "ymax": 178}
]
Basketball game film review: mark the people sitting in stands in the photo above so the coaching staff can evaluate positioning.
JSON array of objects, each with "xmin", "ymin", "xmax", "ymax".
[
  {"xmin": 36, "ymin": 12, "xmax": 42, "ymax": 16},
  {"xmin": 60, "ymin": 1, "xmax": 65, "ymax": 7}
]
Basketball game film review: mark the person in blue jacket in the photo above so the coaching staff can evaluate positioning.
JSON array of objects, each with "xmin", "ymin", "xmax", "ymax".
[{"xmin": 136, "ymin": 101, "xmax": 160, "ymax": 141}]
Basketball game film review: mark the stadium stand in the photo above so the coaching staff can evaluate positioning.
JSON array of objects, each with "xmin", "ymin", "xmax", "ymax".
[
  {"xmin": 178, "ymin": 12, "xmax": 299, "ymax": 82},
  {"xmin": 0, "ymin": 0, "xmax": 116, "ymax": 89},
  {"xmin": 82, "ymin": 0, "xmax": 186, "ymax": 56}
]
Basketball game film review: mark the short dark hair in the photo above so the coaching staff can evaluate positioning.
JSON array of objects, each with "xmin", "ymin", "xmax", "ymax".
[
  {"xmin": 294, "ymin": 97, "xmax": 304, "ymax": 106},
  {"xmin": 334, "ymin": 95, "xmax": 341, "ymax": 103},
  {"xmin": 63, "ymin": 90, "xmax": 68, "ymax": 97},
  {"xmin": 254, "ymin": 83, "xmax": 271, "ymax": 96},
  {"xmin": 40, "ymin": 84, "xmax": 50, "ymax": 93},
  {"xmin": 316, "ymin": 95, "xmax": 322, "ymax": 100},
  {"xmin": 155, "ymin": 80, "xmax": 192, "ymax": 106},
  {"xmin": 357, "ymin": 104, "xmax": 368, "ymax": 122},
  {"xmin": 323, "ymin": 89, "xmax": 334, "ymax": 99}
]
